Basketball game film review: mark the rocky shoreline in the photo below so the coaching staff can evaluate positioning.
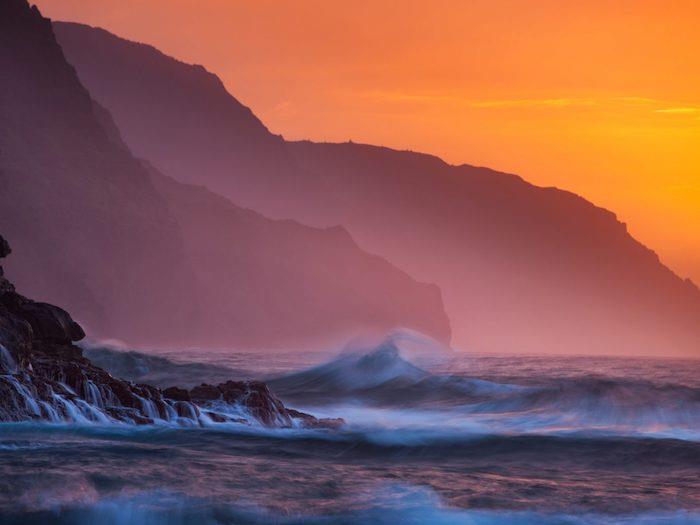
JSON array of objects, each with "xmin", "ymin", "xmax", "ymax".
[{"xmin": 0, "ymin": 234, "xmax": 342, "ymax": 429}]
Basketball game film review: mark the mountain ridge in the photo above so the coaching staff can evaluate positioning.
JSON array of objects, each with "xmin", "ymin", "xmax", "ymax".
[
  {"xmin": 0, "ymin": 2, "xmax": 451, "ymax": 349},
  {"xmin": 53, "ymin": 20, "xmax": 700, "ymax": 356}
]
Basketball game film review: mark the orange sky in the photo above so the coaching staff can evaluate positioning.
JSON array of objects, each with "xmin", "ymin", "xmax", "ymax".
[{"xmin": 36, "ymin": 0, "xmax": 700, "ymax": 284}]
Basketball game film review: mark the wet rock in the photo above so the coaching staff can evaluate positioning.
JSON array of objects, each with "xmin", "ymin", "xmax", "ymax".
[
  {"xmin": 0, "ymin": 231, "xmax": 343, "ymax": 430},
  {"xmin": 172, "ymin": 400, "xmax": 198, "ymax": 419},
  {"xmin": 234, "ymin": 381, "xmax": 291, "ymax": 426},
  {"xmin": 0, "ymin": 236, "xmax": 13, "ymax": 293},
  {"xmin": 189, "ymin": 380, "xmax": 292, "ymax": 426},
  {"xmin": 190, "ymin": 383, "xmax": 221, "ymax": 402},
  {"xmin": 0, "ymin": 292, "xmax": 85, "ymax": 343},
  {"xmin": 190, "ymin": 380, "xmax": 336, "ymax": 428},
  {"xmin": 163, "ymin": 386, "xmax": 191, "ymax": 402},
  {"xmin": 205, "ymin": 411, "xmax": 227, "ymax": 423},
  {"xmin": 218, "ymin": 380, "xmax": 248, "ymax": 401},
  {"xmin": 286, "ymin": 408, "xmax": 345, "ymax": 430},
  {"xmin": 20, "ymin": 301, "xmax": 86, "ymax": 343}
]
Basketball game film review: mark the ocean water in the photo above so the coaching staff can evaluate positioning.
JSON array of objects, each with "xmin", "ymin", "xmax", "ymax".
[{"xmin": 2, "ymin": 334, "xmax": 699, "ymax": 524}]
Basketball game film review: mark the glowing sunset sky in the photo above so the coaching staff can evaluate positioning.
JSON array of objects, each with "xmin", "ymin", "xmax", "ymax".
[{"xmin": 37, "ymin": 0, "xmax": 700, "ymax": 284}]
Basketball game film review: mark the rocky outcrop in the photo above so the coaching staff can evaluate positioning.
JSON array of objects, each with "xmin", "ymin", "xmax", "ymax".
[
  {"xmin": 185, "ymin": 380, "xmax": 342, "ymax": 428},
  {"xmin": 0, "ymin": 235, "xmax": 341, "ymax": 429}
]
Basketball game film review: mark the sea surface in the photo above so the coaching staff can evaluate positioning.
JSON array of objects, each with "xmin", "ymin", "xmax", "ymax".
[{"xmin": 1, "ymin": 333, "xmax": 699, "ymax": 524}]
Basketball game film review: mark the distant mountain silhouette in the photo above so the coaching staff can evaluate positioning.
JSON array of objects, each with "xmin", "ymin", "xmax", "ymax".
[
  {"xmin": 145, "ymin": 163, "xmax": 450, "ymax": 348},
  {"xmin": 0, "ymin": 1, "xmax": 450, "ymax": 349},
  {"xmin": 53, "ymin": 21, "xmax": 302, "ymax": 219},
  {"xmin": 54, "ymin": 21, "xmax": 700, "ymax": 356}
]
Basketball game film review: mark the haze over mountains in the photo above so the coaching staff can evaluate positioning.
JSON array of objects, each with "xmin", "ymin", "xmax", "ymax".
[
  {"xmin": 53, "ymin": 21, "xmax": 700, "ymax": 356},
  {"xmin": 0, "ymin": 1, "xmax": 449, "ymax": 349}
]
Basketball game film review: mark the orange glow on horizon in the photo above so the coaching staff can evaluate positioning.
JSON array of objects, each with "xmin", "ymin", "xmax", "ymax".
[{"xmin": 35, "ymin": 0, "xmax": 700, "ymax": 284}]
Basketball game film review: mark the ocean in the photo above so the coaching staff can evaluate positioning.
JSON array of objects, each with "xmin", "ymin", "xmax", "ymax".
[{"xmin": 1, "ymin": 334, "xmax": 699, "ymax": 524}]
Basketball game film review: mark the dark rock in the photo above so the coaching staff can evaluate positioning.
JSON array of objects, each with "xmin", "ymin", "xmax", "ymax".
[
  {"xmin": 20, "ymin": 301, "xmax": 85, "ymax": 343},
  {"xmin": 204, "ymin": 411, "xmax": 229, "ymax": 423},
  {"xmin": 189, "ymin": 383, "xmax": 221, "ymax": 402},
  {"xmin": 0, "ymin": 293, "xmax": 85, "ymax": 343},
  {"xmin": 0, "ymin": 267, "xmax": 14, "ymax": 293},
  {"xmin": 0, "ymin": 236, "xmax": 10, "ymax": 259},
  {"xmin": 0, "ymin": 229, "xmax": 343, "ymax": 430},
  {"xmin": 244, "ymin": 385, "xmax": 289, "ymax": 426},
  {"xmin": 286, "ymin": 408, "xmax": 345, "ymax": 430},
  {"xmin": 0, "ymin": 235, "xmax": 10, "ymax": 286},
  {"xmin": 189, "ymin": 379, "xmax": 315, "ymax": 428},
  {"xmin": 163, "ymin": 386, "xmax": 191, "ymax": 402},
  {"xmin": 218, "ymin": 380, "xmax": 249, "ymax": 402},
  {"xmin": 171, "ymin": 401, "xmax": 197, "ymax": 419}
]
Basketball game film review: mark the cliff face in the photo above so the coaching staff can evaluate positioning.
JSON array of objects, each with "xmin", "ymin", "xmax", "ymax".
[
  {"xmin": 0, "ymin": 1, "xmax": 197, "ymax": 343},
  {"xmin": 286, "ymin": 142, "xmax": 700, "ymax": 355},
  {"xmin": 0, "ymin": 2, "xmax": 450, "ymax": 349},
  {"xmin": 52, "ymin": 21, "xmax": 305, "ymax": 219},
  {"xmin": 53, "ymin": 21, "xmax": 700, "ymax": 356},
  {"xmin": 147, "ymin": 164, "xmax": 451, "ymax": 348}
]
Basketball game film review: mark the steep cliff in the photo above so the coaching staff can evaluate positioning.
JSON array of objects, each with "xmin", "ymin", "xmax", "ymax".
[
  {"xmin": 54, "ymin": 21, "xmax": 700, "ymax": 355},
  {"xmin": 0, "ymin": 2, "xmax": 451, "ymax": 349}
]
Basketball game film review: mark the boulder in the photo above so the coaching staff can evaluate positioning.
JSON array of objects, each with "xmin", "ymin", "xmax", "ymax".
[
  {"xmin": 163, "ymin": 386, "xmax": 191, "ymax": 402},
  {"xmin": 189, "ymin": 383, "xmax": 222, "ymax": 402},
  {"xmin": 0, "ymin": 293, "xmax": 85, "ymax": 343}
]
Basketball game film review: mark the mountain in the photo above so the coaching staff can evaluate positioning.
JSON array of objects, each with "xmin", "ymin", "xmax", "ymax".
[
  {"xmin": 1, "ymin": 3, "xmax": 196, "ymax": 345},
  {"xmin": 146, "ymin": 164, "xmax": 450, "ymax": 348},
  {"xmin": 0, "ymin": 1, "xmax": 450, "ymax": 349},
  {"xmin": 285, "ymin": 142, "xmax": 700, "ymax": 356},
  {"xmin": 52, "ymin": 20, "xmax": 304, "ymax": 220},
  {"xmin": 53, "ymin": 21, "xmax": 700, "ymax": 356}
]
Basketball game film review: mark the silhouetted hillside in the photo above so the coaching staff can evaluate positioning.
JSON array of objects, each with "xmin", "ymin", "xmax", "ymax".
[
  {"xmin": 54, "ymin": 21, "xmax": 700, "ymax": 356},
  {"xmin": 0, "ymin": 2, "xmax": 451, "ymax": 349},
  {"xmin": 147, "ymin": 164, "xmax": 451, "ymax": 347}
]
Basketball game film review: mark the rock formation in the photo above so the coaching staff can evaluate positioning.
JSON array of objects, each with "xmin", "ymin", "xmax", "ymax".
[{"xmin": 0, "ymin": 234, "xmax": 341, "ymax": 428}]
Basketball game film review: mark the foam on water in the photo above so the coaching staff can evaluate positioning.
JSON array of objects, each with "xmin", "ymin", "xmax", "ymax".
[
  {"xmin": 265, "ymin": 335, "xmax": 700, "ymax": 442},
  {"xmin": 0, "ymin": 344, "xmax": 18, "ymax": 374},
  {"xmin": 16, "ymin": 334, "xmax": 697, "ymax": 441}
]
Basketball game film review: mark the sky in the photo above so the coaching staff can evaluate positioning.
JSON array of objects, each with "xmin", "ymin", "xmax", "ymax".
[{"xmin": 36, "ymin": 0, "xmax": 700, "ymax": 285}]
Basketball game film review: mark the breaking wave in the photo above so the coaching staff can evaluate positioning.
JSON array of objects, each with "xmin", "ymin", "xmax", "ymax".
[
  {"xmin": 3, "ymin": 332, "xmax": 698, "ymax": 523},
  {"xmin": 72, "ymin": 333, "xmax": 700, "ymax": 441},
  {"xmin": 267, "ymin": 334, "xmax": 700, "ymax": 441},
  {"xmin": 268, "ymin": 334, "xmax": 518, "ymax": 405}
]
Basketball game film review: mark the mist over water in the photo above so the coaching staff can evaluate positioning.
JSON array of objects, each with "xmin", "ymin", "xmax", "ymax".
[{"xmin": 3, "ymin": 333, "xmax": 700, "ymax": 523}]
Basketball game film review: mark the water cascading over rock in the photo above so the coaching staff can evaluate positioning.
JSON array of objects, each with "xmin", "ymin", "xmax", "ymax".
[{"xmin": 0, "ymin": 234, "xmax": 342, "ymax": 429}]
